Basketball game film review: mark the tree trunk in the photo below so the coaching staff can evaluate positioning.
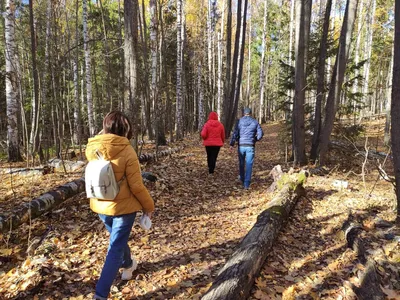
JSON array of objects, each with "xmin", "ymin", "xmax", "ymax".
[
  {"xmin": 226, "ymin": 0, "xmax": 242, "ymax": 134},
  {"xmin": 245, "ymin": 9, "xmax": 251, "ymax": 107},
  {"xmin": 207, "ymin": 0, "xmax": 213, "ymax": 110},
  {"xmin": 310, "ymin": 0, "xmax": 332, "ymax": 162},
  {"xmin": 222, "ymin": 0, "xmax": 232, "ymax": 135},
  {"xmin": 292, "ymin": 0, "xmax": 312, "ymax": 166},
  {"xmin": 217, "ymin": 0, "xmax": 225, "ymax": 117},
  {"xmin": 318, "ymin": 0, "xmax": 358, "ymax": 165},
  {"xmin": 98, "ymin": 0, "xmax": 113, "ymax": 111},
  {"xmin": 83, "ymin": 0, "xmax": 95, "ymax": 136},
  {"xmin": 176, "ymin": 0, "xmax": 184, "ymax": 140},
  {"xmin": 384, "ymin": 48, "xmax": 393, "ymax": 145},
  {"xmin": 124, "ymin": 0, "xmax": 140, "ymax": 150},
  {"xmin": 392, "ymin": 0, "xmax": 400, "ymax": 224},
  {"xmin": 362, "ymin": 0, "xmax": 376, "ymax": 114},
  {"xmin": 5, "ymin": 0, "xmax": 22, "ymax": 162},
  {"xmin": 150, "ymin": 0, "xmax": 166, "ymax": 146},
  {"xmin": 259, "ymin": 0, "xmax": 268, "ymax": 124},
  {"xmin": 28, "ymin": 0, "xmax": 40, "ymax": 159},
  {"xmin": 73, "ymin": 0, "xmax": 81, "ymax": 145},
  {"xmin": 353, "ymin": 0, "xmax": 364, "ymax": 96},
  {"xmin": 232, "ymin": 0, "xmax": 248, "ymax": 122},
  {"xmin": 202, "ymin": 171, "xmax": 307, "ymax": 300},
  {"xmin": 198, "ymin": 63, "xmax": 205, "ymax": 131}
]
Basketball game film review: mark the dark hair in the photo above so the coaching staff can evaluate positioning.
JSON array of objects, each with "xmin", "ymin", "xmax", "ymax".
[{"xmin": 103, "ymin": 111, "xmax": 133, "ymax": 140}]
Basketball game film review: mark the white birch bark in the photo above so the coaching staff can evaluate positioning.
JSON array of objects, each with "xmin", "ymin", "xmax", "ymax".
[
  {"xmin": 73, "ymin": 0, "xmax": 81, "ymax": 144},
  {"xmin": 28, "ymin": 0, "xmax": 40, "ymax": 156},
  {"xmin": 42, "ymin": 0, "xmax": 51, "ymax": 126},
  {"xmin": 5, "ymin": 0, "xmax": 21, "ymax": 161},
  {"xmin": 245, "ymin": 5, "xmax": 251, "ymax": 107},
  {"xmin": 353, "ymin": 0, "xmax": 364, "ymax": 95},
  {"xmin": 198, "ymin": 63, "xmax": 205, "ymax": 131},
  {"xmin": 207, "ymin": 0, "xmax": 213, "ymax": 109},
  {"xmin": 176, "ymin": 0, "xmax": 184, "ymax": 139},
  {"xmin": 362, "ymin": 0, "xmax": 376, "ymax": 114},
  {"xmin": 384, "ymin": 47, "xmax": 394, "ymax": 145},
  {"xmin": 288, "ymin": 0, "xmax": 295, "ymax": 65},
  {"xmin": 217, "ymin": 0, "xmax": 225, "ymax": 117},
  {"xmin": 83, "ymin": 0, "xmax": 95, "ymax": 136},
  {"xmin": 327, "ymin": 0, "xmax": 337, "ymax": 81},
  {"xmin": 217, "ymin": 32, "xmax": 223, "ymax": 116},
  {"xmin": 259, "ymin": 0, "xmax": 268, "ymax": 123}
]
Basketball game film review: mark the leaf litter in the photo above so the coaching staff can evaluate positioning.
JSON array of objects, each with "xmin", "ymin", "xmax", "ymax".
[{"xmin": 0, "ymin": 122, "xmax": 399, "ymax": 299}]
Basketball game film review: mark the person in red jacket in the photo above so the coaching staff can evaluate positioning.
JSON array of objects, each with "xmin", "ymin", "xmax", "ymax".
[{"xmin": 201, "ymin": 111, "xmax": 225, "ymax": 174}]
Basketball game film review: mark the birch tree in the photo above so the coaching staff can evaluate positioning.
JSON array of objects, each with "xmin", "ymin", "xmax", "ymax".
[
  {"xmin": 259, "ymin": 0, "xmax": 268, "ymax": 123},
  {"xmin": 28, "ymin": 0, "xmax": 40, "ymax": 158},
  {"xmin": 198, "ymin": 63, "xmax": 205, "ymax": 131},
  {"xmin": 384, "ymin": 48, "xmax": 393, "ymax": 145},
  {"xmin": 216, "ymin": 0, "xmax": 225, "ymax": 117},
  {"xmin": 391, "ymin": 0, "xmax": 400, "ymax": 224},
  {"xmin": 5, "ymin": 0, "xmax": 22, "ymax": 161},
  {"xmin": 362, "ymin": 0, "xmax": 376, "ymax": 114},
  {"xmin": 176, "ymin": 0, "xmax": 184, "ymax": 140},
  {"xmin": 319, "ymin": 0, "xmax": 359, "ymax": 165},
  {"xmin": 83, "ymin": 0, "xmax": 95, "ymax": 136},
  {"xmin": 222, "ymin": 0, "xmax": 232, "ymax": 132}
]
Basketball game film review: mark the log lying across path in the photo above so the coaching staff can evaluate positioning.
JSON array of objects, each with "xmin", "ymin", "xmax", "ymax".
[
  {"xmin": 202, "ymin": 169, "xmax": 307, "ymax": 300},
  {"xmin": 0, "ymin": 147, "xmax": 180, "ymax": 234}
]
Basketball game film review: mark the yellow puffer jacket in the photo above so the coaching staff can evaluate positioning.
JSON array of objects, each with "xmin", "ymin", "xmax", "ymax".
[{"xmin": 85, "ymin": 134, "xmax": 154, "ymax": 216}]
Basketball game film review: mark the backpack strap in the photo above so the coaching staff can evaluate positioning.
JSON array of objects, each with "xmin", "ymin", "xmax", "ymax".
[
  {"xmin": 117, "ymin": 175, "xmax": 126, "ymax": 185},
  {"xmin": 95, "ymin": 149, "xmax": 104, "ymax": 160}
]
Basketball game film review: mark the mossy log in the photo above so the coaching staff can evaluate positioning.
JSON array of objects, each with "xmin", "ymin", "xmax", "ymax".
[{"xmin": 202, "ymin": 172, "xmax": 307, "ymax": 300}]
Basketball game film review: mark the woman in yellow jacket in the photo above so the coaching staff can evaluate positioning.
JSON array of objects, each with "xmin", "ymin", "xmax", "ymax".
[{"xmin": 86, "ymin": 111, "xmax": 155, "ymax": 300}]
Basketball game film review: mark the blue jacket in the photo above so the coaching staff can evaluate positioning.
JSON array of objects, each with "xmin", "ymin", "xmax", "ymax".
[{"xmin": 229, "ymin": 116, "xmax": 263, "ymax": 147}]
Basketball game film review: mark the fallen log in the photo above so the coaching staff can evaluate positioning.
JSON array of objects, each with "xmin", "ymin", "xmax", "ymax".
[
  {"xmin": 0, "ymin": 147, "xmax": 180, "ymax": 234},
  {"xmin": 0, "ymin": 171, "xmax": 158, "ymax": 234},
  {"xmin": 0, "ymin": 166, "xmax": 54, "ymax": 176},
  {"xmin": 138, "ymin": 147, "xmax": 181, "ymax": 163},
  {"xmin": 202, "ymin": 171, "xmax": 307, "ymax": 300},
  {"xmin": 0, "ymin": 179, "xmax": 85, "ymax": 234},
  {"xmin": 342, "ymin": 215, "xmax": 385, "ymax": 300}
]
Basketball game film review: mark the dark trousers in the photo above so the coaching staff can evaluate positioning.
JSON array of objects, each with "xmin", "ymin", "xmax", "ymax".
[{"xmin": 205, "ymin": 146, "xmax": 221, "ymax": 174}]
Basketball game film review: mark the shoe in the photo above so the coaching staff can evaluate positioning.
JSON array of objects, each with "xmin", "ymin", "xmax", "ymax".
[{"xmin": 121, "ymin": 257, "xmax": 138, "ymax": 280}]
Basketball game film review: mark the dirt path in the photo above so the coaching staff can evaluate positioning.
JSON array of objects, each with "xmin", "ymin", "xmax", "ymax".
[
  {"xmin": 1, "ymin": 122, "xmax": 398, "ymax": 300},
  {"xmin": 0, "ymin": 123, "xmax": 281, "ymax": 299}
]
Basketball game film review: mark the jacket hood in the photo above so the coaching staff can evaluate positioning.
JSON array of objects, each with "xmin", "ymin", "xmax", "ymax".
[
  {"xmin": 86, "ymin": 134, "xmax": 130, "ymax": 160},
  {"xmin": 208, "ymin": 112, "xmax": 218, "ymax": 121}
]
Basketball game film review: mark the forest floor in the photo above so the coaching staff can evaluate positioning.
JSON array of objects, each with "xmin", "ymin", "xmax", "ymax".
[{"xmin": 0, "ymin": 120, "xmax": 399, "ymax": 300}]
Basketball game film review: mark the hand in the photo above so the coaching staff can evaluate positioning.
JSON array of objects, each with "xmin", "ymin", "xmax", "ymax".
[
  {"xmin": 145, "ymin": 212, "xmax": 153, "ymax": 219},
  {"xmin": 229, "ymin": 146, "xmax": 234, "ymax": 152}
]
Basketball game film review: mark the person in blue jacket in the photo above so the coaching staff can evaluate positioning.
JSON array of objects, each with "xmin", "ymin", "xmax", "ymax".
[{"xmin": 229, "ymin": 107, "xmax": 264, "ymax": 189}]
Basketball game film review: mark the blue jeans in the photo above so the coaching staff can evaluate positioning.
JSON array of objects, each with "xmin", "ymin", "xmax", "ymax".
[
  {"xmin": 95, "ymin": 212, "xmax": 136, "ymax": 299},
  {"xmin": 238, "ymin": 146, "xmax": 255, "ymax": 188}
]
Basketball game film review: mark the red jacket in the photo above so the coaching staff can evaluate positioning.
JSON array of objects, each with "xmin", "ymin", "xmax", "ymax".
[{"xmin": 201, "ymin": 112, "xmax": 225, "ymax": 146}]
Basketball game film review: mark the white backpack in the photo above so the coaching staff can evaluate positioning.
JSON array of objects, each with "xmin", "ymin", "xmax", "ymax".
[{"xmin": 85, "ymin": 150, "xmax": 123, "ymax": 200}]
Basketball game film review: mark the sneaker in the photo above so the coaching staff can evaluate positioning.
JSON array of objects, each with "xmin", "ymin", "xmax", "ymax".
[{"xmin": 121, "ymin": 257, "xmax": 138, "ymax": 280}]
